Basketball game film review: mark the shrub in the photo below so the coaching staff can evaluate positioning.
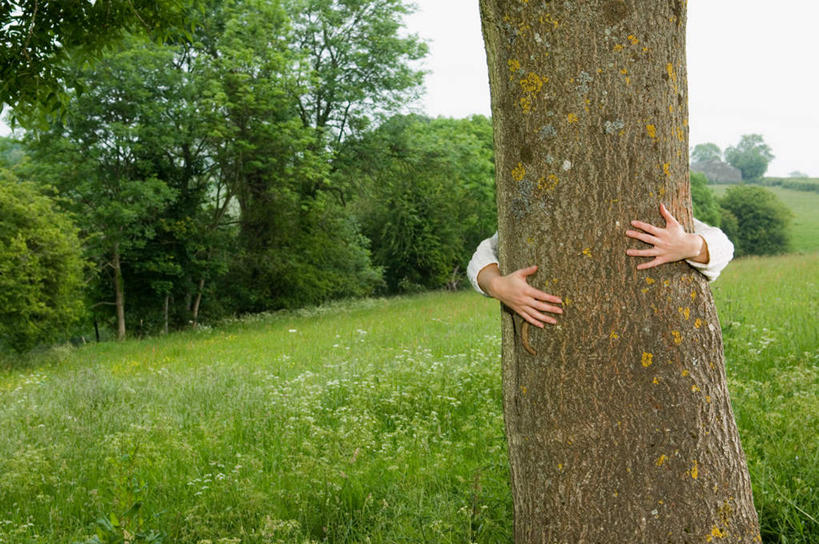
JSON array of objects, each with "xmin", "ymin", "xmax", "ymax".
[
  {"xmin": 690, "ymin": 172, "xmax": 721, "ymax": 226},
  {"xmin": 718, "ymin": 185, "xmax": 792, "ymax": 257},
  {"xmin": 0, "ymin": 169, "xmax": 86, "ymax": 352}
]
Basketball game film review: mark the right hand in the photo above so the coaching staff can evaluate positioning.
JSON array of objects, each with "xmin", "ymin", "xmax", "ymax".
[{"xmin": 486, "ymin": 265, "xmax": 563, "ymax": 328}]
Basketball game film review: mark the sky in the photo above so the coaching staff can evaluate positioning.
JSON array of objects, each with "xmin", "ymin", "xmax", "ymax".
[
  {"xmin": 403, "ymin": 0, "xmax": 819, "ymax": 177},
  {"xmin": 3, "ymin": 1, "xmax": 817, "ymax": 176}
]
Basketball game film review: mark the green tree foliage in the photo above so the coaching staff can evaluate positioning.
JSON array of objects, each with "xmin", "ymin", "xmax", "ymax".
[
  {"xmin": 336, "ymin": 114, "xmax": 496, "ymax": 292},
  {"xmin": 0, "ymin": 136, "xmax": 26, "ymax": 167},
  {"xmin": 288, "ymin": 0, "xmax": 428, "ymax": 143},
  {"xmin": 0, "ymin": 169, "xmax": 85, "ymax": 352},
  {"xmin": 196, "ymin": 0, "xmax": 383, "ymax": 312},
  {"xmin": 719, "ymin": 185, "xmax": 792, "ymax": 257},
  {"xmin": 689, "ymin": 172, "xmax": 721, "ymax": 226},
  {"xmin": 725, "ymin": 134, "xmax": 775, "ymax": 181},
  {"xmin": 690, "ymin": 142, "xmax": 722, "ymax": 163},
  {"xmin": 1, "ymin": 0, "xmax": 193, "ymax": 115}
]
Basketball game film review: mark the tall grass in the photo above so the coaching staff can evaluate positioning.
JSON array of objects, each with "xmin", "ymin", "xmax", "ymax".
[{"xmin": 0, "ymin": 254, "xmax": 816, "ymax": 543}]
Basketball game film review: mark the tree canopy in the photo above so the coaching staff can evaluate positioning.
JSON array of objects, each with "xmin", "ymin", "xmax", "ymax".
[
  {"xmin": 725, "ymin": 134, "xmax": 775, "ymax": 181},
  {"xmin": 1, "ymin": 0, "xmax": 194, "ymax": 116}
]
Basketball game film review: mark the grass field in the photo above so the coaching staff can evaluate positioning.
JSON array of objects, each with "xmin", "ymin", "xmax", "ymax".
[
  {"xmin": 709, "ymin": 184, "xmax": 819, "ymax": 254},
  {"xmin": 1, "ymin": 252, "xmax": 817, "ymax": 543}
]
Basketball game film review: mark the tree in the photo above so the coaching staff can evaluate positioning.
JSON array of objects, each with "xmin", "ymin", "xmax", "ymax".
[
  {"xmin": 1, "ymin": 0, "xmax": 192, "ymax": 115},
  {"xmin": 719, "ymin": 186, "xmax": 791, "ymax": 257},
  {"xmin": 690, "ymin": 142, "xmax": 722, "ymax": 163},
  {"xmin": 0, "ymin": 169, "xmax": 85, "ymax": 352},
  {"xmin": 336, "ymin": 114, "xmax": 496, "ymax": 292},
  {"xmin": 725, "ymin": 134, "xmax": 774, "ymax": 181},
  {"xmin": 478, "ymin": 1, "xmax": 760, "ymax": 541},
  {"xmin": 287, "ymin": 0, "xmax": 428, "ymax": 145},
  {"xmin": 788, "ymin": 170, "xmax": 808, "ymax": 178}
]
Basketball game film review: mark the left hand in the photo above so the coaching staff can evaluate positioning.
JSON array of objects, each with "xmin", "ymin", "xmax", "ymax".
[{"xmin": 625, "ymin": 203, "xmax": 708, "ymax": 270}]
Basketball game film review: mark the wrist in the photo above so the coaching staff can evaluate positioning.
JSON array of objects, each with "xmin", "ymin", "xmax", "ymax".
[{"xmin": 686, "ymin": 233, "xmax": 709, "ymax": 263}]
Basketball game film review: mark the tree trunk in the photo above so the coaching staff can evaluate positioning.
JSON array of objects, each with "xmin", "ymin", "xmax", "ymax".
[
  {"xmin": 163, "ymin": 293, "xmax": 169, "ymax": 335},
  {"xmin": 478, "ymin": 1, "xmax": 760, "ymax": 542},
  {"xmin": 112, "ymin": 243, "xmax": 126, "ymax": 341},
  {"xmin": 192, "ymin": 277, "xmax": 205, "ymax": 327}
]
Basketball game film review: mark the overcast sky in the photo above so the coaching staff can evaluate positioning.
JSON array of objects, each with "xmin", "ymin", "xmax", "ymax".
[
  {"xmin": 404, "ymin": 0, "xmax": 818, "ymax": 177},
  {"xmin": 3, "ymin": 1, "xmax": 817, "ymax": 176}
]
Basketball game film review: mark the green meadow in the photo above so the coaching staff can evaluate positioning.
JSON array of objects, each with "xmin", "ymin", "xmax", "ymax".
[{"xmin": 1, "ymin": 251, "xmax": 817, "ymax": 543}]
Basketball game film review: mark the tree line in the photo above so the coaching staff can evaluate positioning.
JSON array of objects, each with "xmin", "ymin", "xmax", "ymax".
[{"xmin": 1, "ymin": 0, "xmax": 501, "ymax": 351}]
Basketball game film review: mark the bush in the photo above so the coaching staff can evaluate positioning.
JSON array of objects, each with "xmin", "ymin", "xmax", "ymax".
[
  {"xmin": 718, "ymin": 186, "xmax": 792, "ymax": 257},
  {"xmin": 690, "ymin": 172, "xmax": 721, "ymax": 226},
  {"xmin": 0, "ymin": 169, "xmax": 86, "ymax": 352}
]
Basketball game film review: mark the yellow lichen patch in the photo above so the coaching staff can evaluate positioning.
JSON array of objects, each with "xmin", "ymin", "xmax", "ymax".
[
  {"xmin": 563, "ymin": 296, "xmax": 572, "ymax": 307},
  {"xmin": 681, "ymin": 369, "xmax": 689, "ymax": 377},
  {"xmin": 705, "ymin": 525, "xmax": 726, "ymax": 542},
  {"xmin": 610, "ymin": 331, "xmax": 619, "ymax": 340},
  {"xmin": 669, "ymin": 104, "xmax": 674, "ymax": 113},
  {"xmin": 675, "ymin": 127, "xmax": 685, "ymax": 141},
  {"xmin": 662, "ymin": 163, "xmax": 671, "ymax": 176},
  {"xmin": 582, "ymin": 247, "xmax": 592, "ymax": 257},
  {"xmin": 641, "ymin": 288, "xmax": 650, "ymax": 294},
  {"xmin": 646, "ymin": 124, "xmax": 657, "ymax": 139},
  {"xmin": 537, "ymin": 174, "xmax": 559, "ymax": 191},
  {"xmin": 691, "ymin": 290, "xmax": 697, "ymax": 300},
  {"xmin": 653, "ymin": 376, "xmax": 660, "ymax": 385},
  {"xmin": 690, "ymin": 460, "xmax": 699, "ymax": 479},
  {"xmin": 567, "ymin": 112, "xmax": 578, "ymax": 123},
  {"xmin": 656, "ymin": 454, "xmax": 668, "ymax": 466},
  {"xmin": 663, "ymin": 279, "xmax": 671, "ymax": 287},
  {"xmin": 705, "ymin": 395, "xmax": 712, "ymax": 403},
  {"xmin": 641, "ymin": 352, "xmax": 654, "ymax": 367},
  {"xmin": 646, "ymin": 277, "xmax": 655, "ymax": 285},
  {"xmin": 672, "ymin": 330, "xmax": 682, "ymax": 344},
  {"xmin": 691, "ymin": 384, "xmax": 700, "ymax": 392},
  {"xmin": 519, "ymin": 96, "xmax": 533, "ymax": 113},
  {"xmin": 613, "ymin": 43, "xmax": 624, "ymax": 52},
  {"xmin": 628, "ymin": 34, "xmax": 639, "ymax": 45},
  {"xmin": 557, "ymin": 462, "xmax": 563, "ymax": 470},
  {"xmin": 520, "ymin": 72, "xmax": 546, "ymax": 94},
  {"xmin": 666, "ymin": 63, "xmax": 677, "ymax": 82},
  {"xmin": 520, "ymin": 385, "xmax": 527, "ymax": 395},
  {"xmin": 679, "ymin": 306, "xmax": 690, "ymax": 320},
  {"xmin": 659, "ymin": 186, "xmax": 666, "ymax": 196},
  {"xmin": 507, "ymin": 59, "xmax": 521, "ymax": 79},
  {"xmin": 620, "ymin": 68, "xmax": 628, "ymax": 75},
  {"xmin": 512, "ymin": 162, "xmax": 526, "ymax": 181},
  {"xmin": 695, "ymin": 318, "xmax": 703, "ymax": 329},
  {"xmin": 540, "ymin": 13, "xmax": 559, "ymax": 29}
]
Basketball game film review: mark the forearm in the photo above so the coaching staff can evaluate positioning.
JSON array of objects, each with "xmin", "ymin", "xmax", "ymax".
[{"xmin": 477, "ymin": 263, "xmax": 502, "ymax": 298}]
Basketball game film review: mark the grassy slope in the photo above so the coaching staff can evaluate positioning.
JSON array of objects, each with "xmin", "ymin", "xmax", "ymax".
[
  {"xmin": 1, "ymin": 253, "xmax": 817, "ymax": 543},
  {"xmin": 710, "ymin": 185, "xmax": 819, "ymax": 254}
]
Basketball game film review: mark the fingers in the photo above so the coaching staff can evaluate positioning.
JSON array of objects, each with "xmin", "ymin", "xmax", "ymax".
[
  {"xmin": 660, "ymin": 203, "xmax": 679, "ymax": 226},
  {"xmin": 626, "ymin": 248, "xmax": 660, "ymax": 257},
  {"xmin": 527, "ymin": 287, "xmax": 563, "ymax": 305},
  {"xmin": 636, "ymin": 257, "xmax": 666, "ymax": 270},
  {"xmin": 625, "ymin": 230, "xmax": 661, "ymax": 246},
  {"xmin": 522, "ymin": 307, "xmax": 557, "ymax": 326},
  {"xmin": 630, "ymin": 220, "xmax": 662, "ymax": 236}
]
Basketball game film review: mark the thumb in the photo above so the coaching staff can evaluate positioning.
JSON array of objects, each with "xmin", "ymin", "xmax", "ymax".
[
  {"xmin": 660, "ymin": 203, "xmax": 678, "ymax": 226},
  {"xmin": 517, "ymin": 265, "xmax": 538, "ymax": 278}
]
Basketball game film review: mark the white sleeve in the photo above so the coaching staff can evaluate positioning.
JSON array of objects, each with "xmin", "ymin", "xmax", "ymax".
[
  {"xmin": 467, "ymin": 231, "xmax": 499, "ymax": 297},
  {"xmin": 686, "ymin": 218, "xmax": 735, "ymax": 282}
]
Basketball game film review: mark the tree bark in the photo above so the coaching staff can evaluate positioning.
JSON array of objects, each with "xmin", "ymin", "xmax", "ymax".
[
  {"xmin": 112, "ymin": 242, "xmax": 126, "ymax": 341},
  {"xmin": 478, "ymin": 1, "xmax": 760, "ymax": 542}
]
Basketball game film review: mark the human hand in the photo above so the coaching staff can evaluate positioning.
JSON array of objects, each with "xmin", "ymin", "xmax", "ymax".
[
  {"xmin": 486, "ymin": 265, "xmax": 563, "ymax": 328},
  {"xmin": 625, "ymin": 203, "xmax": 708, "ymax": 269}
]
